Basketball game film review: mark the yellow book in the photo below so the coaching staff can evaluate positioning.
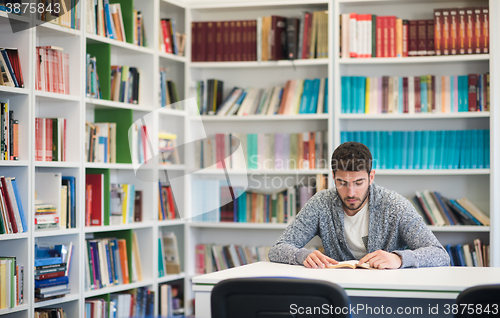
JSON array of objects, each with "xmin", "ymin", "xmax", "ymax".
[
  {"xmin": 0, "ymin": 259, "xmax": 6, "ymax": 309},
  {"xmin": 365, "ymin": 77, "xmax": 370, "ymax": 113},
  {"xmin": 396, "ymin": 19, "xmax": 403, "ymax": 57},
  {"xmin": 132, "ymin": 232, "xmax": 143, "ymax": 281},
  {"xmin": 122, "ymin": 184, "xmax": 129, "ymax": 224}
]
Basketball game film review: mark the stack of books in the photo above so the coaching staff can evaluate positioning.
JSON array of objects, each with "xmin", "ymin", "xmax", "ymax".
[
  {"xmin": 110, "ymin": 184, "xmax": 142, "ymax": 225},
  {"xmin": 159, "ymin": 18, "xmax": 185, "ymax": 55},
  {"xmin": 445, "ymin": 239, "xmax": 489, "ymax": 267},
  {"xmin": 35, "ymin": 46, "xmax": 70, "ymax": 94},
  {"xmin": 158, "ymin": 183, "xmax": 176, "ymax": 221},
  {"xmin": 34, "ymin": 242, "xmax": 73, "ymax": 302},
  {"xmin": 0, "ymin": 256, "xmax": 23, "ymax": 308},
  {"xmin": 35, "ymin": 308, "xmax": 68, "ymax": 318},
  {"xmin": 0, "ymin": 176, "xmax": 27, "ymax": 234},
  {"xmin": 35, "ymin": 118, "xmax": 67, "ymax": 162},
  {"xmin": 85, "ymin": 122, "xmax": 117, "ymax": 163},
  {"xmin": 0, "ymin": 48, "xmax": 24, "ymax": 88},
  {"xmin": 195, "ymin": 243, "xmax": 271, "ymax": 273},
  {"xmin": 85, "ymin": 287, "xmax": 154, "ymax": 317},
  {"xmin": 0, "ymin": 103, "xmax": 19, "ymax": 161},
  {"xmin": 159, "ymin": 282, "xmax": 184, "ymax": 317},
  {"xmin": 36, "ymin": 0, "xmax": 79, "ymax": 29}
]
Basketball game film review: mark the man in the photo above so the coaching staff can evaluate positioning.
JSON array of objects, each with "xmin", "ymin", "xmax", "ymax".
[{"xmin": 268, "ymin": 142, "xmax": 450, "ymax": 269}]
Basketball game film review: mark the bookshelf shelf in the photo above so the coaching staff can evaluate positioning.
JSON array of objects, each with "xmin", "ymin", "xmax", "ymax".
[
  {"xmin": 0, "ymin": 232, "xmax": 28, "ymax": 241},
  {"xmin": 157, "ymin": 107, "xmax": 187, "ymax": 116},
  {"xmin": 158, "ymin": 219, "xmax": 186, "ymax": 227},
  {"xmin": 0, "ymin": 304, "xmax": 28, "ymax": 315},
  {"xmin": 159, "ymin": 52, "xmax": 187, "ymax": 63},
  {"xmin": 85, "ymin": 98, "xmax": 155, "ymax": 112},
  {"xmin": 34, "ymin": 228, "xmax": 80, "ymax": 238},
  {"xmin": 428, "ymin": 226, "xmax": 491, "ymax": 233},
  {"xmin": 36, "ymin": 22, "xmax": 81, "ymax": 37},
  {"xmin": 0, "ymin": 160, "xmax": 29, "ymax": 167},
  {"xmin": 0, "ymin": 12, "xmax": 31, "ymax": 24},
  {"xmin": 35, "ymin": 91, "xmax": 81, "ymax": 103},
  {"xmin": 192, "ymin": 169, "xmax": 330, "ymax": 175},
  {"xmin": 375, "ymin": 169, "xmax": 491, "ymax": 176},
  {"xmin": 338, "ymin": 112, "xmax": 490, "ymax": 119},
  {"xmin": 188, "ymin": 222, "xmax": 289, "ymax": 230},
  {"xmin": 34, "ymin": 161, "xmax": 81, "ymax": 168},
  {"xmin": 0, "ymin": 86, "xmax": 30, "ymax": 95},
  {"xmin": 84, "ymin": 162, "xmax": 143, "ymax": 170},
  {"xmin": 161, "ymin": 0, "xmax": 188, "ymax": 8},
  {"xmin": 196, "ymin": 114, "xmax": 329, "ymax": 121},
  {"xmin": 190, "ymin": 59, "xmax": 328, "ymax": 69},
  {"xmin": 85, "ymin": 33, "xmax": 155, "ymax": 55},
  {"xmin": 189, "ymin": 0, "xmax": 329, "ymax": 10},
  {"xmin": 84, "ymin": 280, "xmax": 154, "ymax": 298},
  {"xmin": 158, "ymin": 273, "xmax": 186, "ymax": 283},
  {"xmin": 33, "ymin": 294, "xmax": 80, "ymax": 309},
  {"xmin": 84, "ymin": 222, "xmax": 155, "ymax": 233},
  {"xmin": 337, "ymin": 54, "xmax": 490, "ymax": 65}
]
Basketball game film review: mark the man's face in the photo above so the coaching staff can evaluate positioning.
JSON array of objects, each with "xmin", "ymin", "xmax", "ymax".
[{"xmin": 334, "ymin": 169, "xmax": 375, "ymax": 214}]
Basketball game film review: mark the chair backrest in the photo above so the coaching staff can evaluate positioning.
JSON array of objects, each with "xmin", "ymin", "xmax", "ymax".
[
  {"xmin": 454, "ymin": 284, "xmax": 500, "ymax": 318},
  {"xmin": 211, "ymin": 278, "xmax": 350, "ymax": 318}
]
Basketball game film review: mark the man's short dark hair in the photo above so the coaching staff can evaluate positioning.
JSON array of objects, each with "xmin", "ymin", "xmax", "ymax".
[{"xmin": 331, "ymin": 142, "xmax": 372, "ymax": 175}]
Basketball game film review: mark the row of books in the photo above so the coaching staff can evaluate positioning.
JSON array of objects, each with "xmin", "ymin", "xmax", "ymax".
[
  {"xmin": 159, "ymin": 69, "xmax": 180, "ymax": 108},
  {"xmin": 110, "ymin": 65, "xmax": 141, "ymax": 104},
  {"xmin": 158, "ymin": 183, "xmax": 176, "ymax": 221},
  {"xmin": 446, "ymin": 239, "xmax": 489, "ymax": 267},
  {"xmin": 35, "ymin": 308, "xmax": 67, "ymax": 318},
  {"xmin": 159, "ymin": 18, "xmax": 185, "ymax": 56},
  {"xmin": 35, "ymin": 46, "xmax": 70, "ymax": 94},
  {"xmin": 36, "ymin": 0, "xmax": 80, "ymax": 30},
  {"xmin": 85, "ymin": 287, "xmax": 154, "ymax": 318},
  {"xmin": 0, "ymin": 256, "xmax": 23, "ymax": 309},
  {"xmin": 86, "ymin": 0, "xmax": 126, "ymax": 42},
  {"xmin": 342, "ymin": 74, "xmax": 489, "ymax": 114},
  {"xmin": 195, "ymin": 131, "xmax": 329, "ymax": 171},
  {"xmin": 411, "ymin": 191, "xmax": 489, "ymax": 227},
  {"xmin": 35, "ymin": 118, "xmax": 67, "ymax": 162},
  {"xmin": 195, "ymin": 244, "xmax": 270, "ymax": 273},
  {"xmin": 341, "ymin": 130, "xmax": 489, "ymax": 170},
  {"xmin": 214, "ymin": 78, "xmax": 328, "ymax": 117},
  {"xmin": 0, "ymin": 48, "xmax": 24, "ymax": 88},
  {"xmin": 158, "ymin": 231, "xmax": 181, "ymax": 277},
  {"xmin": 129, "ymin": 123, "xmax": 150, "ymax": 165},
  {"xmin": 192, "ymin": 11, "xmax": 328, "ymax": 62},
  {"xmin": 158, "ymin": 132, "xmax": 180, "ymax": 165},
  {"xmin": 159, "ymin": 282, "xmax": 184, "ymax": 317},
  {"xmin": 86, "ymin": 54, "xmax": 101, "ymax": 98},
  {"xmin": 85, "ymin": 122, "xmax": 116, "ymax": 163},
  {"xmin": 340, "ymin": 7, "xmax": 489, "ymax": 58},
  {"xmin": 0, "ymin": 176, "xmax": 26, "ymax": 234},
  {"xmin": 110, "ymin": 184, "xmax": 142, "ymax": 226},
  {"xmin": 34, "ymin": 173, "xmax": 76, "ymax": 230},
  {"xmin": 34, "ymin": 242, "xmax": 73, "ymax": 301},
  {"xmin": 84, "ymin": 233, "xmax": 142, "ymax": 291},
  {"xmin": 0, "ymin": 103, "xmax": 19, "ymax": 161}
]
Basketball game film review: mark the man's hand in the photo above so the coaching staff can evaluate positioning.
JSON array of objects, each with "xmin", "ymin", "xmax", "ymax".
[
  {"xmin": 303, "ymin": 250, "xmax": 338, "ymax": 269},
  {"xmin": 359, "ymin": 250, "xmax": 402, "ymax": 269}
]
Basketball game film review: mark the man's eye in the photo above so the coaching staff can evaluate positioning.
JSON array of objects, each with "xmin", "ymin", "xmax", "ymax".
[{"xmin": 356, "ymin": 181, "xmax": 363, "ymax": 186}]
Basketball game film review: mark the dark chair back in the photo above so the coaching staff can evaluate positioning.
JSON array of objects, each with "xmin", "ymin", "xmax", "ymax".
[
  {"xmin": 454, "ymin": 284, "xmax": 500, "ymax": 317},
  {"xmin": 211, "ymin": 278, "xmax": 350, "ymax": 318}
]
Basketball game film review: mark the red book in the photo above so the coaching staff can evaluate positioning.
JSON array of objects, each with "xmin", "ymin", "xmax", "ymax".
[
  {"xmin": 482, "ymin": 7, "xmax": 489, "ymax": 54},
  {"xmin": 306, "ymin": 13, "xmax": 313, "ymax": 59},
  {"xmin": 63, "ymin": 53, "xmax": 69, "ymax": 95},
  {"xmin": 241, "ymin": 20, "xmax": 248, "ymax": 61},
  {"xmin": 35, "ymin": 271, "xmax": 65, "ymax": 280},
  {"xmin": 161, "ymin": 20, "xmax": 173, "ymax": 54},
  {"xmin": 403, "ymin": 77, "xmax": 409, "ymax": 113},
  {"xmin": 468, "ymin": 74, "xmax": 477, "ymax": 111},
  {"xmin": 434, "ymin": 9, "xmax": 442, "ymax": 55},
  {"xmin": 191, "ymin": 22, "xmax": 197, "ymax": 61},
  {"xmin": 229, "ymin": 20, "xmax": 236, "ymax": 61},
  {"xmin": 35, "ymin": 118, "xmax": 42, "ymax": 161},
  {"xmin": 474, "ymin": 7, "xmax": 482, "ymax": 54},
  {"xmin": 165, "ymin": 186, "xmax": 176, "ymax": 219},
  {"xmin": 272, "ymin": 16, "xmax": 287, "ymax": 60},
  {"xmin": 417, "ymin": 20, "xmax": 427, "ymax": 56},
  {"xmin": 382, "ymin": 16, "xmax": 389, "ymax": 57},
  {"xmin": 408, "ymin": 20, "xmax": 418, "ymax": 56},
  {"xmin": 376, "ymin": 16, "xmax": 383, "ymax": 57},
  {"xmin": 302, "ymin": 13, "xmax": 311, "ymax": 59},
  {"xmin": 450, "ymin": 9, "xmax": 458, "ymax": 55},
  {"xmin": 414, "ymin": 76, "xmax": 421, "ymax": 113},
  {"xmin": 458, "ymin": 8, "xmax": 466, "ymax": 54},
  {"xmin": 465, "ymin": 8, "xmax": 474, "ymax": 54},
  {"xmin": 206, "ymin": 21, "xmax": 215, "ymax": 62},
  {"xmin": 86, "ymin": 174, "xmax": 104, "ymax": 226},
  {"xmin": 0, "ymin": 176, "xmax": 18, "ymax": 233},
  {"xmin": 215, "ymin": 21, "xmax": 223, "ymax": 61},
  {"xmin": 389, "ymin": 16, "xmax": 396, "ymax": 57},
  {"xmin": 309, "ymin": 132, "xmax": 315, "ymax": 169},
  {"xmin": 235, "ymin": 20, "xmax": 242, "ymax": 61},
  {"xmin": 251, "ymin": 20, "xmax": 257, "ymax": 61},
  {"xmin": 200, "ymin": 22, "xmax": 207, "ymax": 62},
  {"xmin": 402, "ymin": 20, "xmax": 409, "ymax": 57},
  {"xmin": 215, "ymin": 133, "xmax": 225, "ymax": 169},
  {"xmin": 223, "ymin": 21, "xmax": 230, "ymax": 61},
  {"xmin": 426, "ymin": 20, "xmax": 435, "ymax": 56},
  {"xmin": 442, "ymin": 10, "xmax": 450, "ymax": 55}
]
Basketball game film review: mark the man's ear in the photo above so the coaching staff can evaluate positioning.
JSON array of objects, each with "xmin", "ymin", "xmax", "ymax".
[{"xmin": 369, "ymin": 170, "xmax": 375, "ymax": 185}]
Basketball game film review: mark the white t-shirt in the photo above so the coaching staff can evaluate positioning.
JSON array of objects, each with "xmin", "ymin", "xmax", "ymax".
[{"xmin": 343, "ymin": 203, "xmax": 369, "ymax": 260}]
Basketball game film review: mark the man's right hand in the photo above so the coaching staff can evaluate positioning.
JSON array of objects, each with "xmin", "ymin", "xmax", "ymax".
[{"xmin": 303, "ymin": 250, "xmax": 338, "ymax": 269}]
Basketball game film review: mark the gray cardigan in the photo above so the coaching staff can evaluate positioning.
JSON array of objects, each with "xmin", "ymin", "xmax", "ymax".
[{"xmin": 268, "ymin": 183, "xmax": 450, "ymax": 268}]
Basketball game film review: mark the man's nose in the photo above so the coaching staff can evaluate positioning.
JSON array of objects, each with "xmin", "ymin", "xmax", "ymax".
[{"xmin": 347, "ymin": 184, "xmax": 356, "ymax": 196}]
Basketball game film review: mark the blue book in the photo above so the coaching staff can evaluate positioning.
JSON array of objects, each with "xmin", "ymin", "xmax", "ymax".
[
  {"xmin": 90, "ymin": 241, "xmax": 102, "ymax": 288},
  {"xmin": 10, "ymin": 178, "xmax": 27, "ymax": 233},
  {"xmin": 471, "ymin": 130, "xmax": 478, "ymax": 169},
  {"xmin": 445, "ymin": 131, "xmax": 454, "ymax": 169},
  {"xmin": 465, "ymin": 130, "xmax": 472, "ymax": 169},
  {"xmin": 367, "ymin": 131, "xmax": 375, "ymax": 158},
  {"xmin": 392, "ymin": 131, "xmax": 401, "ymax": 169},
  {"xmin": 450, "ymin": 76, "xmax": 455, "ymax": 112},
  {"xmin": 299, "ymin": 80, "xmax": 311, "ymax": 114},
  {"xmin": 485, "ymin": 130, "xmax": 490, "ymax": 168},
  {"xmin": 414, "ymin": 131, "xmax": 422, "ymax": 169},
  {"xmin": 324, "ymin": 78, "xmax": 328, "ymax": 113},
  {"xmin": 398, "ymin": 77, "xmax": 403, "ymax": 113},
  {"xmin": 455, "ymin": 244, "xmax": 466, "ymax": 266},
  {"xmin": 478, "ymin": 130, "xmax": 484, "ymax": 169},
  {"xmin": 360, "ymin": 131, "xmax": 369, "ymax": 148},
  {"xmin": 380, "ymin": 131, "xmax": 387, "ymax": 169},
  {"xmin": 438, "ymin": 130, "xmax": 446, "ymax": 169},
  {"xmin": 158, "ymin": 182, "xmax": 165, "ymax": 220},
  {"xmin": 349, "ymin": 77, "xmax": 356, "ymax": 114},
  {"xmin": 128, "ymin": 184, "xmax": 135, "ymax": 223},
  {"xmin": 354, "ymin": 131, "xmax": 361, "ymax": 143},
  {"xmin": 428, "ymin": 131, "xmax": 436, "ymax": 169},
  {"xmin": 373, "ymin": 131, "xmax": 380, "ymax": 169},
  {"xmin": 449, "ymin": 200, "xmax": 481, "ymax": 225},
  {"xmin": 445, "ymin": 245, "xmax": 454, "ymax": 266},
  {"xmin": 111, "ymin": 239, "xmax": 121, "ymax": 283},
  {"xmin": 420, "ymin": 78, "xmax": 427, "ymax": 113},
  {"xmin": 0, "ymin": 50, "xmax": 19, "ymax": 87},
  {"xmin": 434, "ymin": 192, "xmax": 455, "ymax": 226},
  {"xmin": 358, "ymin": 77, "xmax": 366, "ymax": 114},
  {"xmin": 401, "ymin": 131, "xmax": 408, "ymax": 169},
  {"xmin": 170, "ymin": 18, "xmax": 179, "ymax": 55},
  {"xmin": 35, "ymin": 257, "xmax": 63, "ymax": 267},
  {"xmin": 104, "ymin": 241, "xmax": 114, "ymax": 285},
  {"xmin": 421, "ymin": 131, "xmax": 430, "ymax": 169},
  {"xmin": 34, "ymin": 276, "xmax": 69, "ymax": 289},
  {"xmin": 239, "ymin": 189, "xmax": 247, "ymax": 222},
  {"xmin": 461, "ymin": 76, "xmax": 469, "ymax": 111},
  {"xmin": 308, "ymin": 79, "xmax": 320, "ymax": 114},
  {"xmin": 341, "ymin": 131, "xmax": 347, "ymax": 144},
  {"xmin": 341, "ymin": 77, "xmax": 348, "ymax": 113},
  {"xmin": 407, "ymin": 131, "xmax": 414, "ymax": 169},
  {"xmin": 103, "ymin": 0, "xmax": 115, "ymax": 39}
]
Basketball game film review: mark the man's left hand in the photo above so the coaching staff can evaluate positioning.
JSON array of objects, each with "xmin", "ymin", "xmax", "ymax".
[{"xmin": 359, "ymin": 250, "xmax": 402, "ymax": 269}]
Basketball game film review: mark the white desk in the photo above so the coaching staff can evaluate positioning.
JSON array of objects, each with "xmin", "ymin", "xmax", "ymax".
[{"xmin": 192, "ymin": 262, "xmax": 500, "ymax": 318}]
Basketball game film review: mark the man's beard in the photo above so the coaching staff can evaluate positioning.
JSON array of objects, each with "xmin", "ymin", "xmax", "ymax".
[{"xmin": 337, "ymin": 186, "xmax": 370, "ymax": 211}]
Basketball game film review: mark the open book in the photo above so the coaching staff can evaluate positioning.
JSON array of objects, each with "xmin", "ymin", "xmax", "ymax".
[{"xmin": 326, "ymin": 260, "xmax": 376, "ymax": 269}]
